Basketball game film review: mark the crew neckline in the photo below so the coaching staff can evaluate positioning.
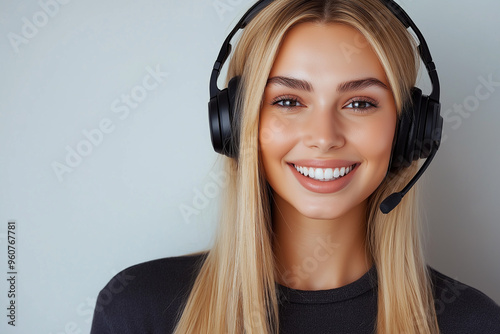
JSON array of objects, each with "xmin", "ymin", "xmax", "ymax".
[{"xmin": 276, "ymin": 265, "xmax": 378, "ymax": 304}]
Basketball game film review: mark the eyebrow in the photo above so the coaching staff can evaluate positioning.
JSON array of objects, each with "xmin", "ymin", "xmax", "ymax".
[
  {"xmin": 266, "ymin": 76, "xmax": 312, "ymax": 91},
  {"xmin": 266, "ymin": 76, "xmax": 389, "ymax": 92},
  {"xmin": 337, "ymin": 77, "xmax": 389, "ymax": 92}
]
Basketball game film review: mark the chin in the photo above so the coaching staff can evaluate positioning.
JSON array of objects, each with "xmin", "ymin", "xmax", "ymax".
[{"xmin": 294, "ymin": 197, "xmax": 366, "ymax": 221}]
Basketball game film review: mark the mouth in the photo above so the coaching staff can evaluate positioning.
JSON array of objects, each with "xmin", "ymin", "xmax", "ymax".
[{"xmin": 290, "ymin": 163, "xmax": 359, "ymax": 182}]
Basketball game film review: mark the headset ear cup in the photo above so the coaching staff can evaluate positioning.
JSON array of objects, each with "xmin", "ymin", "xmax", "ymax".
[
  {"xmin": 217, "ymin": 87, "xmax": 232, "ymax": 157},
  {"xmin": 391, "ymin": 118, "xmax": 408, "ymax": 170},
  {"xmin": 212, "ymin": 76, "xmax": 241, "ymax": 159},
  {"xmin": 390, "ymin": 87, "xmax": 426, "ymax": 170},
  {"xmin": 410, "ymin": 92, "xmax": 428, "ymax": 160},
  {"xmin": 391, "ymin": 94, "xmax": 414, "ymax": 170},
  {"xmin": 405, "ymin": 88, "xmax": 422, "ymax": 165},
  {"xmin": 389, "ymin": 86, "xmax": 444, "ymax": 171},
  {"xmin": 227, "ymin": 76, "xmax": 240, "ymax": 158},
  {"xmin": 421, "ymin": 95, "xmax": 440, "ymax": 159},
  {"xmin": 209, "ymin": 91, "xmax": 223, "ymax": 155},
  {"xmin": 415, "ymin": 94, "xmax": 429, "ymax": 160}
]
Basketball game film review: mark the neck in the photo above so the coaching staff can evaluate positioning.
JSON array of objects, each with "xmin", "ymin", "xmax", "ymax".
[{"xmin": 272, "ymin": 195, "xmax": 373, "ymax": 290}]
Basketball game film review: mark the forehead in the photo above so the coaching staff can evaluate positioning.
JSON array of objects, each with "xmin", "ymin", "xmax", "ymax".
[{"xmin": 269, "ymin": 22, "xmax": 387, "ymax": 83}]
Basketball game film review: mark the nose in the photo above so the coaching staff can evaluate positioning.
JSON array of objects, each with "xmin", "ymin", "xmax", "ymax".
[{"xmin": 302, "ymin": 107, "xmax": 345, "ymax": 152}]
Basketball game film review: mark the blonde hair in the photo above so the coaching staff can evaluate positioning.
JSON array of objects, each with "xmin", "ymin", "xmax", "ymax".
[{"xmin": 174, "ymin": 0, "xmax": 439, "ymax": 333}]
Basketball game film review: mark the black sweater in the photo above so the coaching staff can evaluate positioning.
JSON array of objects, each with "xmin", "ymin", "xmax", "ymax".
[{"xmin": 90, "ymin": 253, "xmax": 500, "ymax": 333}]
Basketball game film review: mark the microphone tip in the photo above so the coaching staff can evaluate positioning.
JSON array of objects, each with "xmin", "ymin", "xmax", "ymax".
[{"xmin": 380, "ymin": 193, "xmax": 403, "ymax": 214}]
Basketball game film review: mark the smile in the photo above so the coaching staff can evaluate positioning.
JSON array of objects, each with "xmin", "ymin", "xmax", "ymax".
[{"xmin": 292, "ymin": 163, "xmax": 357, "ymax": 182}]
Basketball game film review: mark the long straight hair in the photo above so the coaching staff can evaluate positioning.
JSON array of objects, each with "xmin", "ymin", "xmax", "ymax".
[{"xmin": 174, "ymin": 0, "xmax": 439, "ymax": 333}]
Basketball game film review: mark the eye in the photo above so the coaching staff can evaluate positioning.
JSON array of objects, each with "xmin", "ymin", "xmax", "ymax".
[
  {"xmin": 271, "ymin": 95, "xmax": 304, "ymax": 108},
  {"xmin": 344, "ymin": 97, "xmax": 379, "ymax": 112}
]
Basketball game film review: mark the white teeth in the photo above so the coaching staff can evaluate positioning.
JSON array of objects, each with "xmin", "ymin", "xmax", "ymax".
[
  {"xmin": 324, "ymin": 168, "xmax": 333, "ymax": 179},
  {"xmin": 333, "ymin": 168, "xmax": 340, "ymax": 178},
  {"xmin": 293, "ymin": 164, "xmax": 356, "ymax": 181}
]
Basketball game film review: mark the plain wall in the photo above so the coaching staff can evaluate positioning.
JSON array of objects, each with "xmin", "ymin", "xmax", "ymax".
[{"xmin": 0, "ymin": 0, "xmax": 499, "ymax": 332}]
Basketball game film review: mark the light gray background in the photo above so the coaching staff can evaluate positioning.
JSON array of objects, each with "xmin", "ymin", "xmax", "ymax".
[{"xmin": 0, "ymin": 0, "xmax": 499, "ymax": 333}]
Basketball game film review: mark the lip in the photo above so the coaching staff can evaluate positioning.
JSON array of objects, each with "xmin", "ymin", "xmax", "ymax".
[
  {"xmin": 289, "ymin": 159, "xmax": 359, "ymax": 169},
  {"xmin": 287, "ymin": 162, "xmax": 359, "ymax": 194}
]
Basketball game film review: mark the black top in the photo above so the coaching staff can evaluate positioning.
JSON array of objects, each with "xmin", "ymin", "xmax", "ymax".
[{"xmin": 90, "ymin": 253, "xmax": 500, "ymax": 333}]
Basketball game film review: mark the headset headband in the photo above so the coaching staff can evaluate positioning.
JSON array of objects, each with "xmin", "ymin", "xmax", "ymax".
[{"xmin": 209, "ymin": 0, "xmax": 274, "ymax": 99}]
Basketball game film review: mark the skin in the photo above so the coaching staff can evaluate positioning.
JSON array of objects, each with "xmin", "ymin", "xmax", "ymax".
[{"xmin": 259, "ymin": 22, "xmax": 397, "ymax": 290}]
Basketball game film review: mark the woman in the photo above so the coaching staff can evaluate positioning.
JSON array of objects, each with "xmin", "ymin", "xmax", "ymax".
[{"xmin": 91, "ymin": 0, "xmax": 500, "ymax": 333}]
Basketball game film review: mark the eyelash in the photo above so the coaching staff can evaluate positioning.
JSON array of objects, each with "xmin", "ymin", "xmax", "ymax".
[
  {"xmin": 344, "ymin": 97, "xmax": 379, "ymax": 112},
  {"xmin": 270, "ymin": 95, "xmax": 379, "ymax": 112},
  {"xmin": 270, "ymin": 95, "xmax": 303, "ymax": 108}
]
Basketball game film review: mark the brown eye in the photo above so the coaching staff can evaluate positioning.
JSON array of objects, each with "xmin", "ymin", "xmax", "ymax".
[
  {"xmin": 270, "ymin": 95, "xmax": 304, "ymax": 109},
  {"xmin": 346, "ymin": 101, "xmax": 375, "ymax": 109},
  {"xmin": 274, "ymin": 100, "xmax": 300, "ymax": 107},
  {"xmin": 344, "ymin": 97, "xmax": 379, "ymax": 113}
]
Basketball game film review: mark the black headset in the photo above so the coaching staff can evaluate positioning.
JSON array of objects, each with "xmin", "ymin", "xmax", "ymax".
[{"xmin": 208, "ymin": 0, "xmax": 443, "ymax": 214}]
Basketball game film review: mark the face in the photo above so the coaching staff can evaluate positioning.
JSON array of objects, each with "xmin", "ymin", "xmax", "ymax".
[{"xmin": 259, "ymin": 22, "xmax": 397, "ymax": 220}]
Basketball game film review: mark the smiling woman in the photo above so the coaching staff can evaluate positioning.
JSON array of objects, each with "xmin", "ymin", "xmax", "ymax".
[
  {"xmin": 259, "ymin": 23, "xmax": 397, "ymax": 292},
  {"xmin": 260, "ymin": 23, "xmax": 397, "ymax": 223},
  {"xmin": 90, "ymin": 0, "xmax": 500, "ymax": 333}
]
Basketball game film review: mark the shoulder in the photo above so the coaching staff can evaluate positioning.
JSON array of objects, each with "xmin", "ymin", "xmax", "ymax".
[
  {"xmin": 428, "ymin": 266, "xmax": 500, "ymax": 333},
  {"xmin": 90, "ymin": 252, "xmax": 208, "ymax": 334}
]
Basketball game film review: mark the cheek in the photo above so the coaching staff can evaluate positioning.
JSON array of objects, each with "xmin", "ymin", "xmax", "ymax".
[
  {"xmin": 259, "ymin": 113, "xmax": 296, "ymax": 188},
  {"xmin": 259, "ymin": 114, "xmax": 290, "ymax": 158},
  {"xmin": 352, "ymin": 114, "xmax": 396, "ymax": 165},
  {"xmin": 260, "ymin": 112, "xmax": 290, "ymax": 144}
]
